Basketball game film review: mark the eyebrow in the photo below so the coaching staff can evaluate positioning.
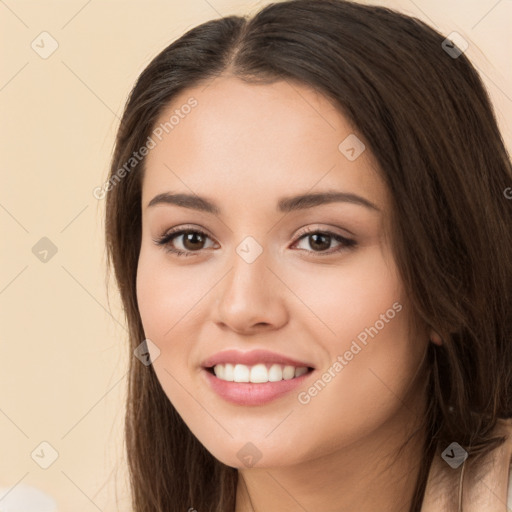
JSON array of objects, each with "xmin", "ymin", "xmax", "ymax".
[{"xmin": 146, "ymin": 190, "xmax": 380, "ymax": 214}]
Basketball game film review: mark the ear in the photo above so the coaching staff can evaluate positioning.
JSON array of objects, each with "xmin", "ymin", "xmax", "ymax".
[{"xmin": 429, "ymin": 329, "xmax": 443, "ymax": 346}]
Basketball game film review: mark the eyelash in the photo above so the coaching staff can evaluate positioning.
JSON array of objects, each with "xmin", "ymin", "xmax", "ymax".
[{"xmin": 152, "ymin": 225, "xmax": 357, "ymax": 258}]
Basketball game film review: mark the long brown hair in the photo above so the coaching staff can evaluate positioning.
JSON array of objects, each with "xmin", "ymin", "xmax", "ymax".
[{"xmin": 104, "ymin": 1, "xmax": 512, "ymax": 510}]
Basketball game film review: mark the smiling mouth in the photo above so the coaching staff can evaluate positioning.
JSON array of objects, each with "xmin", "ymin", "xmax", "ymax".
[{"xmin": 206, "ymin": 363, "xmax": 315, "ymax": 383}]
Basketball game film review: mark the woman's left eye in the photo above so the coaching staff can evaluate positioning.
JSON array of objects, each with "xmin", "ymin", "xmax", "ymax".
[
  {"xmin": 153, "ymin": 227, "xmax": 357, "ymax": 257},
  {"xmin": 291, "ymin": 230, "xmax": 357, "ymax": 256}
]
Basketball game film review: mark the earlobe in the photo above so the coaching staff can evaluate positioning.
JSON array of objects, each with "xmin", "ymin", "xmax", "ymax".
[{"xmin": 429, "ymin": 330, "xmax": 443, "ymax": 346}]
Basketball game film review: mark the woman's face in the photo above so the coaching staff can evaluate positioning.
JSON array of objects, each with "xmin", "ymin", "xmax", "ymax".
[{"xmin": 136, "ymin": 75, "xmax": 429, "ymax": 468}]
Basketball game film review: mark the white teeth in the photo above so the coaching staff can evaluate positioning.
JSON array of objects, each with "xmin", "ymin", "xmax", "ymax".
[
  {"xmin": 268, "ymin": 364, "xmax": 283, "ymax": 382},
  {"xmin": 211, "ymin": 363, "xmax": 310, "ymax": 383},
  {"xmin": 250, "ymin": 364, "xmax": 268, "ymax": 383},
  {"xmin": 224, "ymin": 363, "xmax": 234, "ymax": 382},
  {"xmin": 213, "ymin": 364, "xmax": 224, "ymax": 380},
  {"xmin": 283, "ymin": 365, "xmax": 295, "ymax": 380},
  {"xmin": 233, "ymin": 364, "xmax": 250, "ymax": 382}
]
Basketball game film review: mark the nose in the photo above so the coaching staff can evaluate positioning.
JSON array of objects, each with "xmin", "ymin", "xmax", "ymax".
[{"xmin": 212, "ymin": 248, "xmax": 289, "ymax": 335}]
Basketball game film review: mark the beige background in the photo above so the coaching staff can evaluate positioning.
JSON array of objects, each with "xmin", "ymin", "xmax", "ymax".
[{"xmin": 0, "ymin": 0, "xmax": 510, "ymax": 510}]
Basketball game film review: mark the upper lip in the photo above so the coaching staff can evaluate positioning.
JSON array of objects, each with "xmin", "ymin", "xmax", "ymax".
[{"xmin": 201, "ymin": 349, "xmax": 314, "ymax": 369}]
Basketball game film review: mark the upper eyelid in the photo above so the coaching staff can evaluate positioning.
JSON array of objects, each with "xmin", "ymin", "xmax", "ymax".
[
  {"xmin": 157, "ymin": 224, "xmax": 214, "ymax": 240},
  {"xmin": 295, "ymin": 225, "xmax": 350, "ymax": 238}
]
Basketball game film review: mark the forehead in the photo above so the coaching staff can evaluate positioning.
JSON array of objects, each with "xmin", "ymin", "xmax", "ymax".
[{"xmin": 141, "ymin": 76, "xmax": 387, "ymax": 212}]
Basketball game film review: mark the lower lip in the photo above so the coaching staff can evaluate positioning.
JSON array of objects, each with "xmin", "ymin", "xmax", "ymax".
[{"xmin": 202, "ymin": 368, "xmax": 314, "ymax": 406}]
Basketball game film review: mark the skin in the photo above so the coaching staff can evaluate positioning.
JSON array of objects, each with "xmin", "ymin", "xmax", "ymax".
[{"xmin": 136, "ymin": 75, "xmax": 440, "ymax": 512}]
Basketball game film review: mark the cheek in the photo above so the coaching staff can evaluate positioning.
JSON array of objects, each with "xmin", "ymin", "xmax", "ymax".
[
  {"xmin": 136, "ymin": 245, "xmax": 211, "ymax": 342},
  {"xmin": 299, "ymin": 311, "xmax": 424, "ymax": 461},
  {"xmin": 135, "ymin": 247, "xmax": 195, "ymax": 395},
  {"xmin": 287, "ymin": 243, "xmax": 404, "ymax": 349},
  {"xmin": 285, "ymin": 249, "xmax": 425, "ymax": 450},
  {"xmin": 297, "ymin": 297, "xmax": 424, "ymax": 460},
  {"xmin": 135, "ymin": 246, "xmax": 223, "ymax": 396},
  {"xmin": 135, "ymin": 248, "xmax": 207, "ymax": 418}
]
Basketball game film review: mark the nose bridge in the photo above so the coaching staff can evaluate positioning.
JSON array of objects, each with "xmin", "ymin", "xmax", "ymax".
[
  {"xmin": 223, "ymin": 236, "xmax": 270, "ymax": 305},
  {"xmin": 213, "ymin": 234, "xmax": 288, "ymax": 332}
]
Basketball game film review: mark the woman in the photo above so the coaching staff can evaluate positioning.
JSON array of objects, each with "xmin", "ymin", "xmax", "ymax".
[{"xmin": 104, "ymin": 0, "xmax": 512, "ymax": 510}]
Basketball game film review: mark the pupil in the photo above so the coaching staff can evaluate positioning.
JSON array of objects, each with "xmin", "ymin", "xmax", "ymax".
[
  {"xmin": 310, "ymin": 233, "xmax": 330, "ymax": 251},
  {"xmin": 184, "ymin": 232, "xmax": 204, "ymax": 250}
]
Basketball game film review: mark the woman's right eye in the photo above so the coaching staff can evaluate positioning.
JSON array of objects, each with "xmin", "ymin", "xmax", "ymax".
[{"xmin": 153, "ymin": 229, "xmax": 217, "ymax": 257}]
